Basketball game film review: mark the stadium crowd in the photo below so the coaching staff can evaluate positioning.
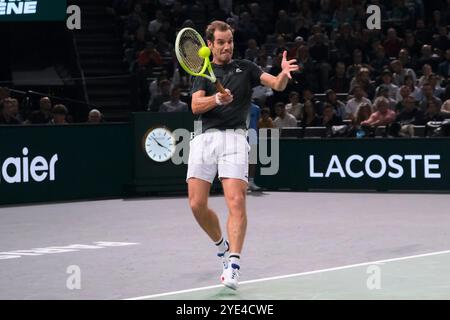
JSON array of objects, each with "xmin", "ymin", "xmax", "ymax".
[{"xmin": 1, "ymin": 0, "xmax": 450, "ymax": 137}]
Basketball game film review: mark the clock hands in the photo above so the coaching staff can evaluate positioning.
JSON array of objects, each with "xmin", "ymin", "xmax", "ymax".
[{"xmin": 151, "ymin": 137, "xmax": 171, "ymax": 152}]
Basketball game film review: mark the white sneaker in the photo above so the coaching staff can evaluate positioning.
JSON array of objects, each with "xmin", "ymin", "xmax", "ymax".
[
  {"xmin": 221, "ymin": 263, "xmax": 240, "ymax": 290},
  {"xmin": 217, "ymin": 240, "xmax": 229, "ymax": 276}
]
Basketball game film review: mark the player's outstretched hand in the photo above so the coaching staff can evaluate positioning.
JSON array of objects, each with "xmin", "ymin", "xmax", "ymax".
[{"xmin": 281, "ymin": 51, "xmax": 299, "ymax": 79}]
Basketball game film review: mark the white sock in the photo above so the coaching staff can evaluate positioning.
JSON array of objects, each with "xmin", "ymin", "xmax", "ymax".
[
  {"xmin": 215, "ymin": 237, "xmax": 229, "ymax": 254},
  {"xmin": 229, "ymin": 253, "xmax": 241, "ymax": 269}
]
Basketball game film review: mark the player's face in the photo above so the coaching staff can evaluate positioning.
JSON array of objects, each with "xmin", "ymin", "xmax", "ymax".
[{"xmin": 209, "ymin": 29, "xmax": 234, "ymax": 65}]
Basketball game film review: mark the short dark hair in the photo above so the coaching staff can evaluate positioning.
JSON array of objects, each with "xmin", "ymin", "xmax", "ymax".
[
  {"xmin": 275, "ymin": 102, "xmax": 285, "ymax": 109},
  {"xmin": 323, "ymin": 103, "xmax": 333, "ymax": 110},
  {"xmin": 205, "ymin": 20, "xmax": 233, "ymax": 42},
  {"xmin": 52, "ymin": 104, "xmax": 68, "ymax": 115},
  {"xmin": 289, "ymin": 91, "xmax": 299, "ymax": 98},
  {"xmin": 261, "ymin": 107, "xmax": 271, "ymax": 115}
]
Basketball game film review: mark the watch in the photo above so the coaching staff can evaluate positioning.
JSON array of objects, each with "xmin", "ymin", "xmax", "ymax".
[{"xmin": 143, "ymin": 126, "xmax": 176, "ymax": 162}]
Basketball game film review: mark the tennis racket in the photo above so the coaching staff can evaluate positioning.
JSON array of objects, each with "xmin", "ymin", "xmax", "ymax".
[{"xmin": 174, "ymin": 27, "xmax": 226, "ymax": 94}]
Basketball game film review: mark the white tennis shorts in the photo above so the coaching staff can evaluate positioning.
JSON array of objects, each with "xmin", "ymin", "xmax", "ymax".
[{"xmin": 186, "ymin": 129, "xmax": 250, "ymax": 183}]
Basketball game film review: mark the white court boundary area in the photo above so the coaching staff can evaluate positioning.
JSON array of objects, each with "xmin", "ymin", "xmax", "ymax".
[{"xmin": 124, "ymin": 249, "xmax": 450, "ymax": 300}]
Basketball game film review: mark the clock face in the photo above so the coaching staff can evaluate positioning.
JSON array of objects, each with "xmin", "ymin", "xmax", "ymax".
[{"xmin": 143, "ymin": 127, "xmax": 176, "ymax": 162}]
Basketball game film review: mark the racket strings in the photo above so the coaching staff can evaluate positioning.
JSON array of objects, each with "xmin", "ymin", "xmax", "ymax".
[{"xmin": 179, "ymin": 30, "xmax": 205, "ymax": 73}]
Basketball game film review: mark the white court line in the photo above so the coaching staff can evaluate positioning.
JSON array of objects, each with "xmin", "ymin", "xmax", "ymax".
[{"xmin": 124, "ymin": 249, "xmax": 450, "ymax": 300}]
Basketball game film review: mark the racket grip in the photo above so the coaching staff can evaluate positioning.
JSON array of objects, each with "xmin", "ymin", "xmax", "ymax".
[{"xmin": 215, "ymin": 81, "xmax": 227, "ymax": 94}]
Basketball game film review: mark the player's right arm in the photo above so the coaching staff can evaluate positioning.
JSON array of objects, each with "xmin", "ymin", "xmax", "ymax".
[{"xmin": 191, "ymin": 89, "xmax": 233, "ymax": 114}]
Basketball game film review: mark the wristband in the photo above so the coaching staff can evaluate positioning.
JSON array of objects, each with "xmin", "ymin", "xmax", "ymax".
[{"xmin": 215, "ymin": 93, "xmax": 224, "ymax": 105}]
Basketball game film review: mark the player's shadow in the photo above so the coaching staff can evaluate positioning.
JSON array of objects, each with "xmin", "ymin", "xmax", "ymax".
[
  {"xmin": 207, "ymin": 287, "xmax": 242, "ymax": 300},
  {"xmin": 247, "ymin": 190, "xmax": 267, "ymax": 197}
]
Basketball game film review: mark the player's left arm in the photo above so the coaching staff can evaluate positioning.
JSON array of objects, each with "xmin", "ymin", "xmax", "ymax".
[{"xmin": 260, "ymin": 51, "xmax": 299, "ymax": 92}]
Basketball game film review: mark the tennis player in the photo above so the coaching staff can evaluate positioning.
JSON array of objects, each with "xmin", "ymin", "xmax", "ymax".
[{"xmin": 187, "ymin": 20, "xmax": 298, "ymax": 290}]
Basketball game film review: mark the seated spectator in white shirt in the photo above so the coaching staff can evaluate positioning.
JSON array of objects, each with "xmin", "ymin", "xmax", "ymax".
[
  {"xmin": 391, "ymin": 59, "xmax": 417, "ymax": 86},
  {"xmin": 376, "ymin": 69, "xmax": 399, "ymax": 100},
  {"xmin": 285, "ymin": 91, "xmax": 302, "ymax": 120},
  {"xmin": 345, "ymin": 85, "xmax": 372, "ymax": 120},
  {"xmin": 252, "ymin": 83, "xmax": 273, "ymax": 107},
  {"xmin": 159, "ymin": 87, "xmax": 188, "ymax": 112},
  {"xmin": 273, "ymin": 102, "xmax": 298, "ymax": 128}
]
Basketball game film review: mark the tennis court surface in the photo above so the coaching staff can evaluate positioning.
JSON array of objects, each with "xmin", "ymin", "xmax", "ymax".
[{"xmin": 1, "ymin": 192, "xmax": 449, "ymax": 300}]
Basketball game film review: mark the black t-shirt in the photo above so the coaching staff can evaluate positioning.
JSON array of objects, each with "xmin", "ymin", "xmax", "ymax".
[
  {"xmin": 191, "ymin": 59, "xmax": 263, "ymax": 132},
  {"xmin": 0, "ymin": 114, "xmax": 21, "ymax": 125}
]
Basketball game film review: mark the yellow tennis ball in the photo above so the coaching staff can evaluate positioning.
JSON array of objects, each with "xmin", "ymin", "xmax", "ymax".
[{"xmin": 198, "ymin": 46, "xmax": 211, "ymax": 59}]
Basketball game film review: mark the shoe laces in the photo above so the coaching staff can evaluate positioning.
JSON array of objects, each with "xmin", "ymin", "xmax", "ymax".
[{"xmin": 230, "ymin": 263, "xmax": 240, "ymax": 279}]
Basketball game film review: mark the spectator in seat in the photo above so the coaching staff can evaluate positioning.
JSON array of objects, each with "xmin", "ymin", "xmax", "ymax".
[
  {"xmin": 0, "ymin": 98, "xmax": 22, "ymax": 125},
  {"xmin": 438, "ymin": 49, "xmax": 450, "ymax": 81},
  {"xmin": 395, "ymin": 95, "xmax": 424, "ymax": 136},
  {"xmin": 397, "ymin": 75, "xmax": 422, "ymax": 102},
  {"xmin": 148, "ymin": 79, "xmax": 172, "ymax": 112},
  {"xmin": 398, "ymin": 48, "xmax": 417, "ymax": 71},
  {"xmin": 287, "ymin": 36, "xmax": 305, "ymax": 60},
  {"xmin": 376, "ymin": 69, "xmax": 399, "ymax": 101},
  {"xmin": 325, "ymin": 89, "xmax": 346, "ymax": 120},
  {"xmin": 0, "ymin": 87, "xmax": 10, "ymax": 107},
  {"xmin": 159, "ymin": 87, "xmax": 188, "ymax": 112},
  {"xmin": 244, "ymin": 39, "xmax": 259, "ymax": 62},
  {"xmin": 422, "ymin": 100, "xmax": 446, "ymax": 123},
  {"xmin": 390, "ymin": 59, "xmax": 417, "ymax": 86},
  {"xmin": 302, "ymin": 88, "xmax": 323, "ymax": 116},
  {"xmin": 88, "ymin": 109, "xmax": 104, "ymax": 123},
  {"xmin": 349, "ymin": 66, "xmax": 376, "ymax": 100},
  {"xmin": 148, "ymin": 10, "xmax": 165, "ymax": 36},
  {"xmin": 419, "ymin": 82, "xmax": 442, "ymax": 111},
  {"xmin": 27, "ymin": 97, "xmax": 52, "ymax": 124},
  {"xmin": 274, "ymin": 102, "xmax": 297, "ymax": 128},
  {"xmin": 395, "ymin": 85, "xmax": 412, "ymax": 112},
  {"xmin": 417, "ymin": 45, "xmax": 438, "ymax": 71},
  {"xmin": 258, "ymin": 107, "xmax": 274, "ymax": 129},
  {"xmin": 441, "ymin": 98, "xmax": 450, "ymax": 116},
  {"xmin": 375, "ymin": 85, "xmax": 397, "ymax": 110},
  {"xmin": 252, "ymin": 75, "xmax": 274, "ymax": 106},
  {"xmin": 361, "ymin": 97, "xmax": 396, "ymax": 127},
  {"xmin": 349, "ymin": 103, "xmax": 373, "ymax": 135},
  {"xmin": 321, "ymin": 103, "xmax": 343, "ymax": 127},
  {"xmin": 383, "ymin": 28, "xmax": 403, "ymax": 58},
  {"xmin": 345, "ymin": 86, "xmax": 372, "ymax": 121},
  {"xmin": 418, "ymin": 64, "xmax": 434, "ymax": 87},
  {"xmin": 50, "ymin": 104, "xmax": 69, "ymax": 125},
  {"xmin": 137, "ymin": 42, "xmax": 163, "ymax": 70},
  {"xmin": 301, "ymin": 100, "xmax": 321, "ymax": 127},
  {"xmin": 329, "ymin": 62, "xmax": 350, "ymax": 93},
  {"xmin": 275, "ymin": 10, "xmax": 294, "ymax": 40},
  {"xmin": 431, "ymin": 26, "xmax": 450, "ymax": 53},
  {"xmin": 428, "ymin": 73, "xmax": 445, "ymax": 99},
  {"xmin": 370, "ymin": 45, "xmax": 390, "ymax": 78},
  {"xmin": 285, "ymin": 91, "xmax": 302, "ymax": 120}
]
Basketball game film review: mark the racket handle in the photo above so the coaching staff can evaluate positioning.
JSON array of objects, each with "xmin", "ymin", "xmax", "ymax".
[{"xmin": 215, "ymin": 81, "xmax": 227, "ymax": 94}]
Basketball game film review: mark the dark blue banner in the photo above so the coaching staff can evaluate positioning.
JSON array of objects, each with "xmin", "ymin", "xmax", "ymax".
[{"xmin": 0, "ymin": 0, "xmax": 67, "ymax": 22}]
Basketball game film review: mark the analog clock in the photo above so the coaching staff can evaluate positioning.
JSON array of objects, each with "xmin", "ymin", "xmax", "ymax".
[{"xmin": 143, "ymin": 126, "xmax": 176, "ymax": 162}]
